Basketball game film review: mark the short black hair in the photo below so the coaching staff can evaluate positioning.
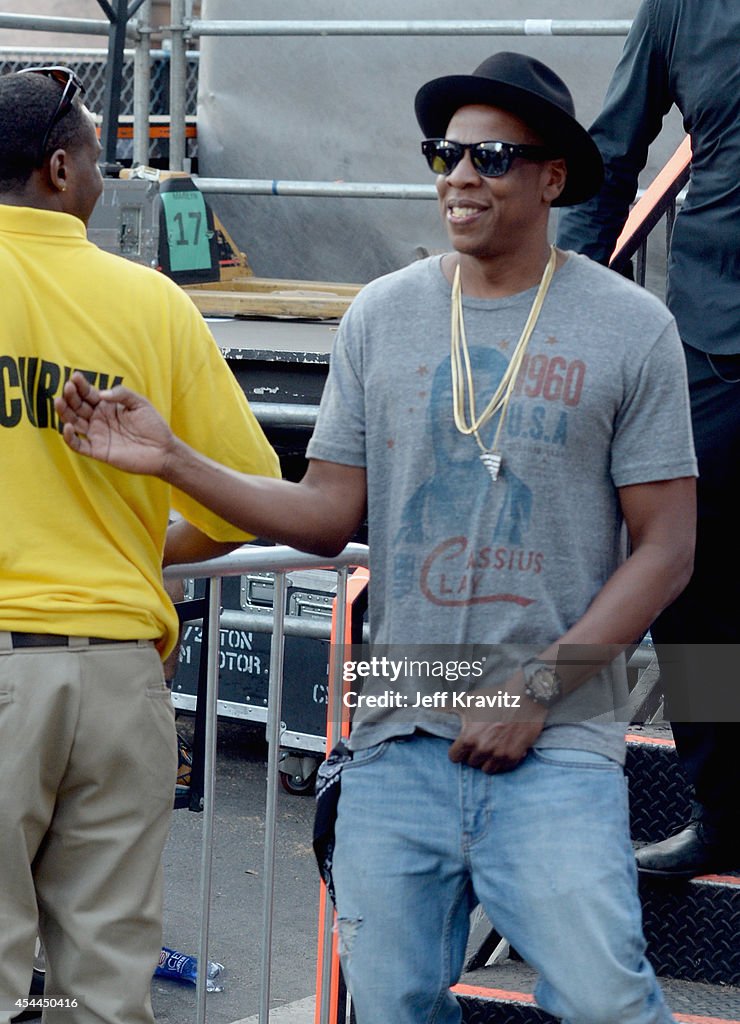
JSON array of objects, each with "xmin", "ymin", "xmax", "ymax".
[{"xmin": 0, "ymin": 72, "xmax": 90, "ymax": 191}]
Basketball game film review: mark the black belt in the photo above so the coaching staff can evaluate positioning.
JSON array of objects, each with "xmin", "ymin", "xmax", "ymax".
[{"xmin": 8, "ymin": 633, "xmax": 132, "ymax": 648}]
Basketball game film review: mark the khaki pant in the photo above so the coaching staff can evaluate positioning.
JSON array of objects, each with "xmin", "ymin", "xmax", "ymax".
[{"xmin": 0, "ymin": 637, "xmax": 177, "ymax": 1024}]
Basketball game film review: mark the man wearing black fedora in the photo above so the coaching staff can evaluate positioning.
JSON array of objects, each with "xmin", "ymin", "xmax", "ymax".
[{"xmin": 55, "ymin": 52, "xmax": 695, "ymax": 1023}]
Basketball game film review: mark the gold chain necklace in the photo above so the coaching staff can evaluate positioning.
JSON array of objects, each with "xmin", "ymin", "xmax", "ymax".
[{"xmin": 450, "ymin": 245, "xmax": 557, "ymax": 481}]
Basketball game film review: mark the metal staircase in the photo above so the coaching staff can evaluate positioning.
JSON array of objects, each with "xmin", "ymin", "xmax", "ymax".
[{"xmin": 454, "ymin": 730, "xmax": 740, "ymax": 1023}]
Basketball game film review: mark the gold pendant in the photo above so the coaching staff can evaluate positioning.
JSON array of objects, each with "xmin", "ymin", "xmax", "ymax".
[{"xmin": 480, "ymin": 451, "xmax": 502, "ymax": 481}]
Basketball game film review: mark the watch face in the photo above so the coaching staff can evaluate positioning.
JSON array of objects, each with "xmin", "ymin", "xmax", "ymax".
[
  {"xmin": 530, "ymin": 667, "xmax": 559, "ymax": 700},
  {"xmin": 523, "ymin": 660, "xmax": 562, "ymax": 706}
]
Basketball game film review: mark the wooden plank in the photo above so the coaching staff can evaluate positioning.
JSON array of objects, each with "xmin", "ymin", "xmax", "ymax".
[
  {"xmin": 186, "ymin": 276, "xmax": 361, "ymax": 297},
  {"xmin": 185, "ymin": 288, "xmax": 354, "ymax": 320}
]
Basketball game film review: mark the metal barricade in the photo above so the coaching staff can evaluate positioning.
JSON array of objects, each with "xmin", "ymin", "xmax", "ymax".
[{"xmin": 164, "ymin": 542, "xmax": 369, "ymax": 1024}]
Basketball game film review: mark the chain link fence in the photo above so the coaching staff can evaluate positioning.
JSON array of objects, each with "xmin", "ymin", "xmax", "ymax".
[{"xmin": 0, "ymin": 48, "xmax": 199, "ymax": 163}]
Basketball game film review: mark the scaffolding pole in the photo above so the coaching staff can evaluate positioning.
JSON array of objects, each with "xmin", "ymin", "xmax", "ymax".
[
  {"xmin": 169, "ymin": 0, "xmax": 188, "ymax": 170},
  {"xmin": 0, "ymin": 13, "xmax": 127, "ymax": 36},
  {"xmin": 188, "ymin": 18, "xmax": 632, "ymax": 38},
  {"xmin": 193, "ymin": 177, "xmax": 437, "ymax": 199},
  {"xmin": 132, "ymin": 0, "xmax": 152, "ymax": 167}
]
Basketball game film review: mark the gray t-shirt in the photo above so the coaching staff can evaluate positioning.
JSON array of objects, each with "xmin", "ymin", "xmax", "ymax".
[{"xmin": 307, "ymin": 252, "xmax": 697, "ymax": 761}]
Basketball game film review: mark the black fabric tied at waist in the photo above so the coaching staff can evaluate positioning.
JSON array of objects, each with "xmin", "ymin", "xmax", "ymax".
[
  {"xmin": 7, "ymin": 633, "xmax": 132, "ymax": 648},
  {"xmin": 312, "ymin": 738, "xmax": 353, "ymax": 908}
]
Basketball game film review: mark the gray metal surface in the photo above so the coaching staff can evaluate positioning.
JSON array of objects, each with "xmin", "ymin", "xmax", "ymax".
[
  {"xmin": 206, "ymin": 318, "xmax": 336, "ymax": 359},
  {"xmin": 196, "ymin": 0, "xmax": 685, "ymax": 285},
  {"xmin": 86, "ymin": 176, "xmax": 161, "ymax": 267}
]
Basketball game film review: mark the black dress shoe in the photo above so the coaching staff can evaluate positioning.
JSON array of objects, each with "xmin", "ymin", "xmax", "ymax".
[{"xmin": 635, "ymin": 821, "xmax": 735, "ymax": 879}]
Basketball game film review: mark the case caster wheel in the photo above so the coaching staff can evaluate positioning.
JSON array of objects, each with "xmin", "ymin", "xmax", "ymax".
[
  {"xmin": 278, "ymin": 752, "xmax": 320, "ymax": 795},
  {"xmin": 279, "ymin": 768, "xmax": 318, "ymax": 795}
]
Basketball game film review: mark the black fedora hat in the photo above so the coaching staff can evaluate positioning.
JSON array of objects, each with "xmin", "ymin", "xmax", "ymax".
[{"xmin": 414, "ymin": 51, "xmax": 603, "ymax": 206}]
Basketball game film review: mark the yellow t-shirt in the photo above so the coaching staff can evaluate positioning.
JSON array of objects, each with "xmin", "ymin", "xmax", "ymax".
[{"xmin": 0, "ymin": 205, "xmax": 280, "ymax": 657}]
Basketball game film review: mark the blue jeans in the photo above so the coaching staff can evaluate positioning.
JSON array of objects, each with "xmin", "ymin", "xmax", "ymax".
[{"xmin": 332, "ymin": 734, "xmax": 674, "ymax": 1024}]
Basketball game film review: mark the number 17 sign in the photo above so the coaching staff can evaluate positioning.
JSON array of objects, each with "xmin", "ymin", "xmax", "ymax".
[{"xmin": 158, "ymin": 177, "xmax": 219, "ymax": 283}]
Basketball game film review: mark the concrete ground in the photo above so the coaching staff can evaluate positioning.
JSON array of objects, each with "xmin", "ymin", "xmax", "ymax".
[{"xmin": 154, "ymin": 716, "xmax": 321, "ymax": 1024}]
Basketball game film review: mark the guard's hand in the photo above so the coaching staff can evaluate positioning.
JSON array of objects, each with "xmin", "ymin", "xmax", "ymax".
[
  {"xmin": 55, "ymin": 371, "xmax": 175, "ymax": 476},
  {"xmin": 448, "ymin": 711, "xmax": 546, "ymax": 774}
]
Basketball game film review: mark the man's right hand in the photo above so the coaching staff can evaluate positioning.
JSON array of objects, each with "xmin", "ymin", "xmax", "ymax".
[
  {"xmin": 55, "ymin": 371, "xmax": 175, "ymax": 476},
  {"xmin": 57, "ymin": 373, "xmax": 368, "ymax": 557}
]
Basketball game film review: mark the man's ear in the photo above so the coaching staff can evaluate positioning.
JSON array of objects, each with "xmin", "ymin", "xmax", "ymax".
[
  {"xmin": 48, "ymin": 149, "xmax": 68, "ymax": 193},
  {"xmin": 542, "ymin": 158, "xmax": 567, "ymax": 205}
]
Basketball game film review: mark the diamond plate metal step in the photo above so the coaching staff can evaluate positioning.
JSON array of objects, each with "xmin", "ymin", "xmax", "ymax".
[
  {"xmin": 640, "ymin": 872, "xmax": 740, "ymax": 985},
  {"xmin": 462, "ymin": 731, "xmax": 740, "ymax": 994},
  {"xmin": 456, "ymin": 961, "xmax": 740, "ymax": 1023},
  {"xmin": 625, "ymin": 727, "xmax": 693, "ymax": 843},
  {"xmin": 623, "ymin": 729, "xmax": 740, "ymax": 986}
]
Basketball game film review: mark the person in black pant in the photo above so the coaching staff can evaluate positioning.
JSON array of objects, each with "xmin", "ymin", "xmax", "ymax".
[{"xmin": 557, "ymin": 0, "xmax": 740, "ymax": 877}]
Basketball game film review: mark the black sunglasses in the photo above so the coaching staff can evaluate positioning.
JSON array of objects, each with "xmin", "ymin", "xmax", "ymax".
[
  {"xmin": 422, "ymin": 138, "xmax": 553, "ymax": 178},
  {"xmin": 17, "ymin": 65, "xmax": 86, "ymax": 166}
]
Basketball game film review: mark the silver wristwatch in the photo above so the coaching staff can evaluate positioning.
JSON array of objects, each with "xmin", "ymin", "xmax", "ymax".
[{"xmin": 522, "ymin": 657, "xmax": 563, "ymax": 707}]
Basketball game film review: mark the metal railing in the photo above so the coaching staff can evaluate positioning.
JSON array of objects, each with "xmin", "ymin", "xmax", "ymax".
[
  {"xmin": 164, "ymin": 542, "xmax": 369, "ymax": 1024},
  {"xmin": 185, "ymin": 16, "xmax": 632, "ymax": 189},
  {"xmin": 0, "ymin": 11, "xmax": 128, "ymax": 36},
  {"xmin": 609, "ymin": 135, "xmax": 691, "ymax": 288},
  {"xmin": 0, "ymin": 12, "xmax": 637, "ymax": 189},
  {"xmin": 188, "ymin": 18, "xmax": 633, "ymax": 38},
  {"xmin": 193, "ymin": 177, "xmax": 437, "ymax": 201}
]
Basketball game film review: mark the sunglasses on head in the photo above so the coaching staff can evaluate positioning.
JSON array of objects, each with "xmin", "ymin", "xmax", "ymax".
[
  {"xmin": 421, "ymin": 138, "xmax": 553, "ymax": 178},
  {"xmin": 17, "ymin": 65, "xmax": 86, "ymax": 166}
]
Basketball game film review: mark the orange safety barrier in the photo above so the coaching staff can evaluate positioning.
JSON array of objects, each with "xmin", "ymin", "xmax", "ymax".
[{"xmin": 314, "ymin": 566, "xmax": 369, "ymax": 1024}]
